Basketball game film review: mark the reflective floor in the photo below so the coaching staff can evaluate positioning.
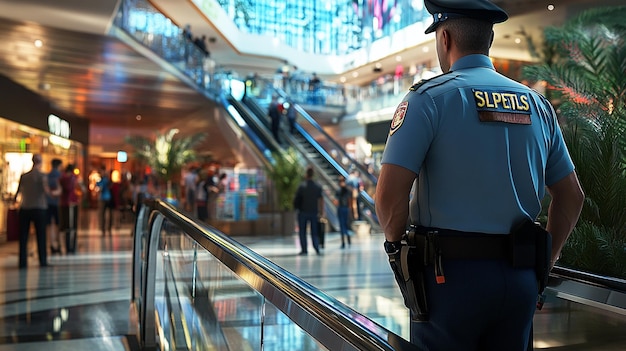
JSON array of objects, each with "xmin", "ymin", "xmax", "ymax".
[{"xmin": 0, "ymin": 209, "xmax": 625, "ymax": 350}]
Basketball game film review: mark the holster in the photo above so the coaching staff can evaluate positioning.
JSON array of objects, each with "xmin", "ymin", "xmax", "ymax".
[
  {"xmin": 387, "ymin": 231, "xmax": 429, "ymax": 321},
  {"xmin": 510, "ymin": 219, "xmax": 552, "ymax": 295}
]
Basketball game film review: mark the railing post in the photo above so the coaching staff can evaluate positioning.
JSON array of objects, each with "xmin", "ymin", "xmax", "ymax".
[
  {"xmin": 131, "ymin": 205, "xmax": 148, "ymax": 301},
  {"xmin": 140, "ymin": 212, "xmax": 164, "ymax": 350}
]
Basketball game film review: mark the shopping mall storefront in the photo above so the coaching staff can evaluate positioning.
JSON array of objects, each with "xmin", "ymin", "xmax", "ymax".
[
  {"xmin": 0, "ymin": 75, "xmax": 89, "ymax": 241},
  {"xmin": 0, "ymin": 115, "xmax": 86, "ymax": 199}
]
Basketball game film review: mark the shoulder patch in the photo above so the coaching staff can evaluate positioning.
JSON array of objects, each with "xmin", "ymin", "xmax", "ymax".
[{"xmin": 388, "ymin": 101, "xmax": 408, "ymax": 136}]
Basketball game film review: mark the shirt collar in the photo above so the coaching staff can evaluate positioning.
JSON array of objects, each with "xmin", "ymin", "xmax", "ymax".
[{"xmin": 450, "ymin": 54, "xmax": 495, "ymax": 71}]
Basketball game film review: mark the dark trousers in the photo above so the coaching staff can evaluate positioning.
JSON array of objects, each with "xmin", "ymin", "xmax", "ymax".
[
  {"xmin": 297, "ymin": 212, "xmax": 319, "ymax": 253},
  {"xmin": 410, "ymin": 260, "xmax": 536, "ymax": 350},
  {"xmin": 338, "ymin": 206, "xmax": 350, "ymax": 244},
  {"xmin": 100, "ymin": 200, "xmax": 114, "ymax": 234},
  {"xmin": 197, "ymin": 201, "xmax": 208, "ymax": 221},
  {"xmin": 271, "ymin": 123, "xmax": 280, "ymax": 142},
  {"xmin": 60, "ymin": 205, "xmax": 78, "ymax": 253},
  {"xmin": 18, "ymin": 208, "xmax": 47, "ymax": 267}
]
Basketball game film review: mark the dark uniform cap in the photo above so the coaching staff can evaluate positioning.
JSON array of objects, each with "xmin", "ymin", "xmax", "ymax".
[{"xmin": 424, "ymin": 0, "xmax": 508, "ymax": 34}]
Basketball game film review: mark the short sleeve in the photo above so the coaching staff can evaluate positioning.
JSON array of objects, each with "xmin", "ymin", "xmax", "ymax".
[
  {"xmin": 543, "ymin": 99, "xmax": 575, "ymax": 186},
  {"xmin": 381, "ymin": 92, "xmax": 437, "ymax": 174}
]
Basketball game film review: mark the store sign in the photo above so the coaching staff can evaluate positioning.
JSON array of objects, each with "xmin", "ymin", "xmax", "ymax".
[{"xmin": 48, "ymin": 114, "xmax": 71, "ymax": 139}]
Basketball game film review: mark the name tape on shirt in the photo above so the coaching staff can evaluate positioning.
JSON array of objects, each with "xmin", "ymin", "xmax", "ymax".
[
  {"xmin": 389, "ymin": 101, "xmax": 408, "ymax": 136},
  {"xmin": 473, "ymin": 89, "xmax": 532, "ymax": 125}
]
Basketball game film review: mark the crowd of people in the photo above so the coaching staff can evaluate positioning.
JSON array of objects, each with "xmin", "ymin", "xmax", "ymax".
[
  {"xmin": 13, "ymin": 156, "xmax": 148, "ymax": 268},
  {"xmin": 13, "ymin": 155, "xmax": 87, "ymax": 267},
  {"xmin": 181, "ymin": 165, "xmax": 228, "ymax": 222},
  {"xmin": 182, "ymin": 24, "xmax": 210, "ymax": 58},
  {"xmin": 292, "ymin": 166, "xmax": 365, "ymax": 255}
]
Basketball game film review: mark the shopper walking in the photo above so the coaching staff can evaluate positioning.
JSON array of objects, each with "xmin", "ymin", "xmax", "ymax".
[
  {"xmin": 59, "ymin": 164, "xmax": 80, "ymax": 253},
  {"xmin": 14, "ymin": 154, "xmax": 51, "ymax": 268},
  {"xmin": 293, "ymin": 166, "xmax": 323, "ymax": 255}
]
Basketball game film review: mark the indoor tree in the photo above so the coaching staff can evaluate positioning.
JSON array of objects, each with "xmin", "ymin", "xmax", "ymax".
[
  {"xmin": 265, "ymin": 147, "xmax": 304, "ymax": 235},
  {"xmin": 523, "ymin": 6, "xmax": 626, "ymax": 278},
  {"xmin": 126, "ymin": 128, "xmax": 205, "ymax": 202}
]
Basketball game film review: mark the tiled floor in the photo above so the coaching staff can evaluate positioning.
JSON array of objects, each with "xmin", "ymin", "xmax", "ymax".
[{"xmin": 0, "ymin": 209, "xmax": 624, "ymax": 350}]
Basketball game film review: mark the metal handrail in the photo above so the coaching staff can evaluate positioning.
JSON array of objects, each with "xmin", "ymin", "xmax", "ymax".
[
  {"xmin": 548, "ymin": 266, "xmax": 626, "ymax": 315},
  {"xmin": 132, "ymin": 198, "xmax": 419, "ymax": 350}
]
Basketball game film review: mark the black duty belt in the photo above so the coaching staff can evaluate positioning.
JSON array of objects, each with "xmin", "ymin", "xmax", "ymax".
[{"xmin": 412, "ymin": 227, "xmax": 509, "ymax": 261}]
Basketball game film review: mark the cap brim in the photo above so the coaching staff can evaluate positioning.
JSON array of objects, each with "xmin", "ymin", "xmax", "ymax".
[{"xmin": 424, "ymin": 22, "xmax": 438, "ymax": 34}]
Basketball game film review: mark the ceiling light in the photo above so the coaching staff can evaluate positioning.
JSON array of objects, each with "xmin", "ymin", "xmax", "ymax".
[
  {"xmin": 515, "ymin": 38, "xmax": 521, "ymax": 44},
  {"xmin": 34, "ymin": 39, "xmax": 43, "ymax": 48},
  {"xmin": 395, "ymin": 55, "xmax": 402, "ymax": 62},
  {"xmin": 422, "ymin": 47, "xmax": 429, "ymax": 53},
  {"xmin": 340, "ymin": 77, "xmax": 346, "ymax": 83},
  {"xmin": 547, "ymin": 4, "xmax": 555, "ymax": 11},
  {"xmin": 136, "ymin": 114, "xmax": 142, "ymax": 121},
  {"xmin": 352, "ymin": 72, "xmax": 359, "ymax": 78}
]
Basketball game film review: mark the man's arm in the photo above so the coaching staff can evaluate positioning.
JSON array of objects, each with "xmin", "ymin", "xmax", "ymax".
[
  {"xmin": 545, "ymin": 171, "xmax": 584, "ymax": 267},
  {"xmin": 376, "ymin": 164, "xmax": 417, "ymax": 242}
]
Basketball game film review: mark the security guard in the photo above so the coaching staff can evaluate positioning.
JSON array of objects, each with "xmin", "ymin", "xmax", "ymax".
[{"xmin": 375, "ymin": 0, "xmax": 585, "ymax": 350}]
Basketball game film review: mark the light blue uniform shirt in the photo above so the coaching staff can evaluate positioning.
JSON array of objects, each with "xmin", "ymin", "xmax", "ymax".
[{"xmin": 381, "ymin": 55, "xmax": 574, "ymax": 234}]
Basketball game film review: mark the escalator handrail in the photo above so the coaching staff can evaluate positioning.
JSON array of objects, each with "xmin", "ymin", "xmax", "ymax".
[
  {"xmin": 142, "ymin": 199, "xmax": 419, "ymax": 351},
  {"xmin": 226, "ymin": 95, "xmax": 282, "ymax": 155},
  {"xmin": 243, "ymin": 91, "xmax": 379, "ymax": 227},
  {"xmin": 218, "ymin": 95, "xmax": 275, "ymax": 168},
  {"xmin": 550, "ymin": 266, "xmax": 626, "ymax": 293},
  {"xmin": 547, "ymin": 265, "xmax": 626, "ymax": 315},
  {"xmin": 272, "ymin": 86, "xmax": 378, "ymax": 187}
]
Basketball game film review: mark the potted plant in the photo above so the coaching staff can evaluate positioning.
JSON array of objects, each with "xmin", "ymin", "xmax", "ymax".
[
  {"xmin": 265, "ymin": 147, "xmax": 304, "ymax": 235},
  {"xmin": 522, "ymin": 6, "xmax": 626, "ymax": 279},
  {"xmin": 125, "ymin": 128, "xmax": 205, "ymax": 205}
]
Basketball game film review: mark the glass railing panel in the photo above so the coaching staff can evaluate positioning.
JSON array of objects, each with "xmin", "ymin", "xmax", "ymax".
[
  {"xmin": 135, "ymin": 200, "xmax": 420, "ymax": 350},
  {"xmin": 112, "ymin": 0, "xmax": 221, "ymax": 95},
  {"xmin": 153, "ymin": 216, "xmax": 339, "ymax": 351},
  {"xmin": 262, "ymin": 302, "xmax": 329, "ymax": 351},
  {"xmin": 152, "ymin": 217, "xmax": 340, "ymax": 351},
  {"xmin": 195, "ymin": 250, "xmax": 264, "ymax": 350}
]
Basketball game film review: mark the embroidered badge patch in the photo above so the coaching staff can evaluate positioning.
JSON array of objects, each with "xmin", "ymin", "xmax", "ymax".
[
  {"xmin": 473, "ymin": 89, "xmax": 532, "ymax": 125},
  {"xmin": 389, "ymin": 101, "xmax": 408, "ymax": 136}
]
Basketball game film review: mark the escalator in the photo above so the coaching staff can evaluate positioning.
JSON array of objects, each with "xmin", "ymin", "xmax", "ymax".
[
  {"xmin": 242, "ymin": 90, "xmax": 380, "ymax": 232},
  {"xmin": 109, "ymin": 0, "xmax": 380, "ymax": 231}
]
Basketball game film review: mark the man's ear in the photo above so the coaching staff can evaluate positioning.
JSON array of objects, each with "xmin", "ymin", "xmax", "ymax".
[{"xmin": 441, "ymin": 29, "xmax": 452, "ymax": 51}]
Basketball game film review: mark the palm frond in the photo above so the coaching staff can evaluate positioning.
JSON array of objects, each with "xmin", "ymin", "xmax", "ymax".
[
  {"xmin": 125, "ymin": 128, "xmax": 205, "ymax": 182},
  {"xmin": 525, "ymin": 6, "xmax": 626, "ymax": 279}
]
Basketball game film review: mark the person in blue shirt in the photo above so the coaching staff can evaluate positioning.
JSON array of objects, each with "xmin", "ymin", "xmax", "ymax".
[
  {"xmin": 375, "ymin": 1, "xmax": 585, "ymax": 350},
  {"xmin": 334, "ymin": 176, "xmax": 352, "ymax": 249},
  {"xmin": 97, "ymin": 167, "xmax": 114, "ymax": 236}
]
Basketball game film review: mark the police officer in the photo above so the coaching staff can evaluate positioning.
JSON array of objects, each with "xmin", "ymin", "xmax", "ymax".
[{"xmin": 375, "ymin": 0, "xmax": 585, "ymax": 350}]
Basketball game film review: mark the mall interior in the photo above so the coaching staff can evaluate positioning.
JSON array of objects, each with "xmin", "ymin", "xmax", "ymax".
[{"xmin": 0, "ymin": 0, "xmax": 624, "ymax": 350}]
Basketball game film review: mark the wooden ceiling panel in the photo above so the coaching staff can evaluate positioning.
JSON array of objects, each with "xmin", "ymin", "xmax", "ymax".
[{"xmin": 0, "ymin": 17, "xmax": 215, "ymax": 151}]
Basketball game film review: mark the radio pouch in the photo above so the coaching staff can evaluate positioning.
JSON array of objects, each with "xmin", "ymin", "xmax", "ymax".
[
  {"xmin": 510, "ymin": 219, "xmax": 537, "ymax": 268},
  {"xmin": 535, "ymin": 224, "xmax": 552, "ymax": 295},
  {"xmin": 510, "ymin": 219, "xmax": 552, "ymax": 294}
]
